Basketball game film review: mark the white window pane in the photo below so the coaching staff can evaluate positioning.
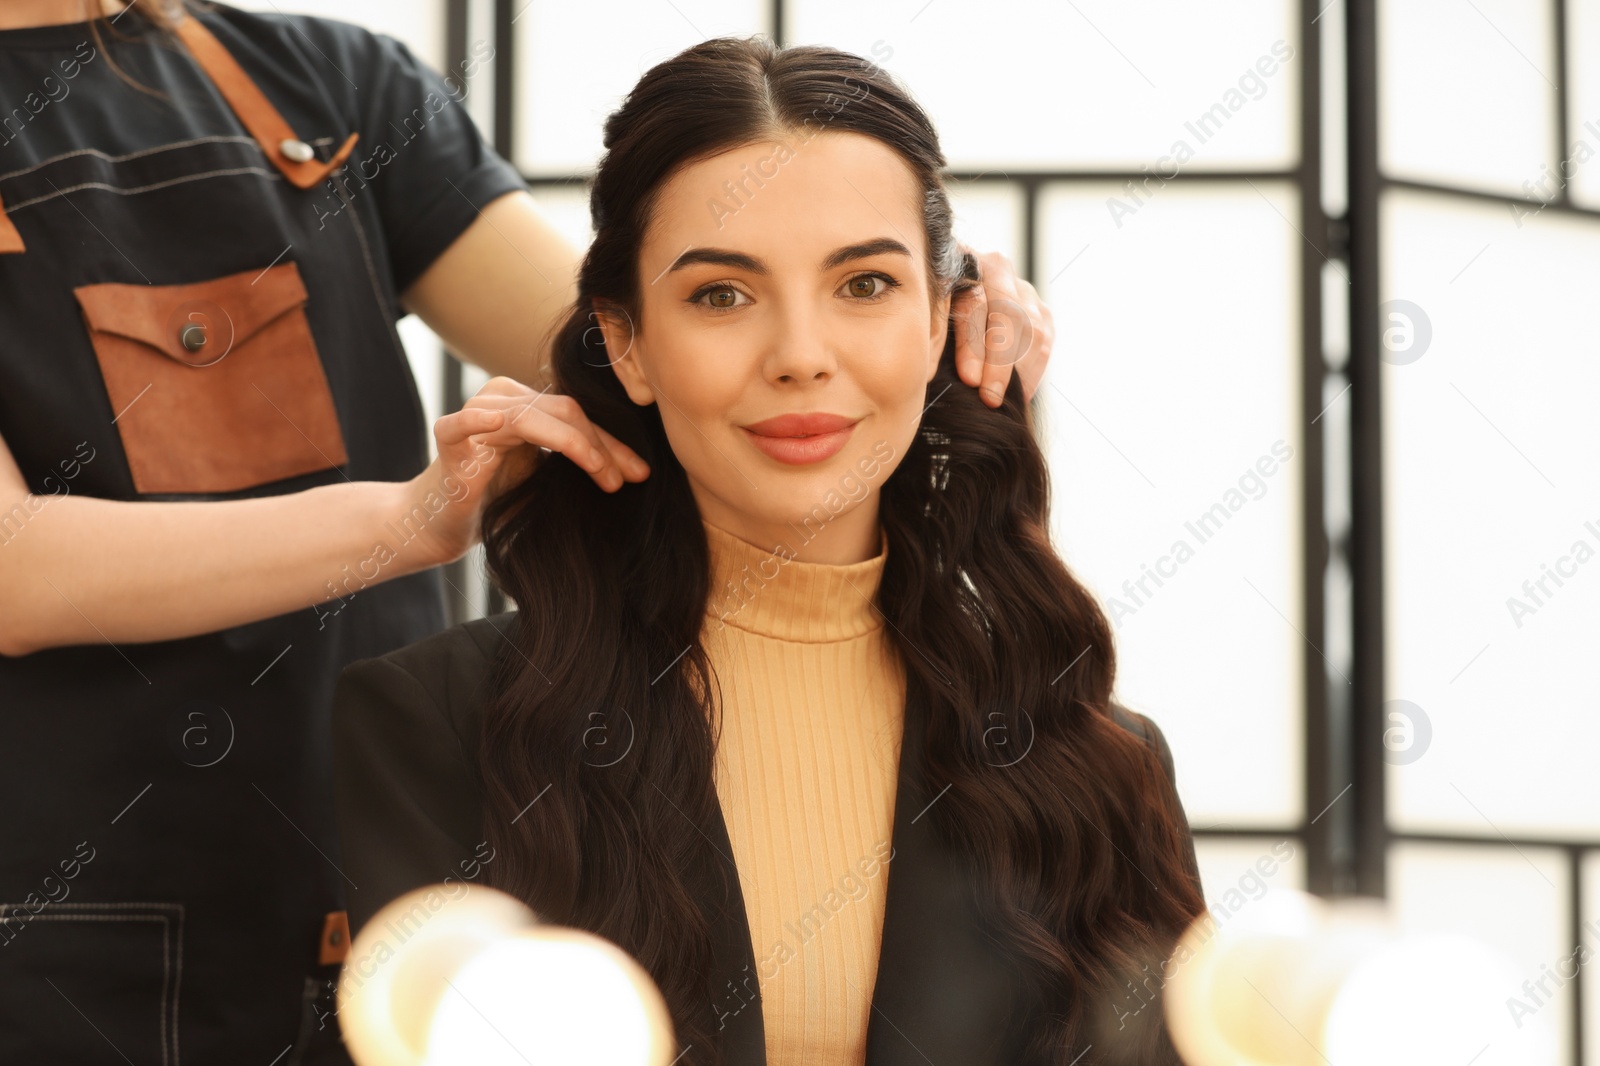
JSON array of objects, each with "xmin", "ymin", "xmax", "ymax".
[
  {"xmin": 786, "ymin": 0, "xmax": 1298, "ymax": 171},
  {"xmin": 1390, "ymin": 843, "xmax": 1569, "ymax": 1066},
  {"xmin": 1379, "ymin": 0, "xmax": 1554, "ymax": 196},
  {"xmin": 1192, "ymin": 836, "xmax": 1305, "ymax": 919},
  {"xmin": 512, "ymin": 0, "xmax": 768, "ymax": 175},
  {"xmin": 527, "ymin": 185, "xmax": 596, "ymax": 259},
  {"xmin": 1569, "ymin": 0, "xmax": 1600, "ymax": 209},
  {"xmin": 1382, "ymin": 189, "xmax": 1600, "ymax": 838},
  {"xmin": 1040, "ymin": 182, "xmax": 1303, "ymax": 827},
  {"xmin": 944, "ymin": 180, "xmax": 1024, "ymax": 268},
  {"xmin": 396, "ymin": 316, "xmax": 446, "ymax": 460},
  {"xmin": 231, "ymin": 0, "xmax": 446, "ymax": 69},
  {"xmin": 462, "ymin": 0, "xmax": 497, "ymax": 136},
  {"xmin": 1320, "ymin": 0, "xmax": 1348, "ymax": 219}
]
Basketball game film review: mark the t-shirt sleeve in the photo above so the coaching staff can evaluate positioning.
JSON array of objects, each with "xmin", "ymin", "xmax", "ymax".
[
  {"xmin": 331, "ymin": 655, "xmax": 489, "ymax": 939},
  {"xmin": 336, "ymin": 28, "xmax": 530, "ymax": 296}
]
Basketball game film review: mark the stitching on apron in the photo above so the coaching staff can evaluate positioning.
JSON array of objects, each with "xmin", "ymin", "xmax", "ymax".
[
  {"xmin": 339, "ymin": 172, "xmax": 438, "ymax": 462},
  {"xmin": 0, "ymin": 136, "xmax": 262, "ymax": 184},
  {"xmin": 341, "ymin": 172, "xmax": 406, "ymax": 338},
  {"xmin": 3, "ymin": 167, "xmax": 282, "ymax": 213},
  {"xmin": 3, "ymin": 903, "xmax": 184, "ymax": 1066},
  {"xmin": 0, "ymin": 901, "xmax": 180, "ymax": 909}
]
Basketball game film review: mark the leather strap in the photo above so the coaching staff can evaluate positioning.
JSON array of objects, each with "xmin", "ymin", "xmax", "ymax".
[
  {"xmin": 0, "ymin": 14, "xmax": 361, "ymax": 257},
  {"xmin": 173, "ymin": 13, "xmax": 359, "ymax": 189},
  {"xmin": 318, "ymin": 910, "xmax": 351, "ymax": 965},
  {"xmin": 0, "ymin": 190, "xmax": 22, "ymax": 255}
]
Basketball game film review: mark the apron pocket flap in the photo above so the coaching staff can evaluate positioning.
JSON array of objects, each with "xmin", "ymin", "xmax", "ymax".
[{"xmin": 74, "ymin": 262, "xmax": 310, "ymax": 367}]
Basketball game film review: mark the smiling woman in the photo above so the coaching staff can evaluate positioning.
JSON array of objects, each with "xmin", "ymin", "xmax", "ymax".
[{"xmin": 331, "ymin": 33, "xmax": 1205, "ymax": 1066}]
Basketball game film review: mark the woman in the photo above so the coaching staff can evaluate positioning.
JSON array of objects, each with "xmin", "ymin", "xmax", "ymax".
[
  {"xmin": 0, "ymin": 2, "xmax": 1054, "ymax": 1064},
  {"xmin": 332, "ymin": 34, "xmax": 1205, "ymax": 1066}
]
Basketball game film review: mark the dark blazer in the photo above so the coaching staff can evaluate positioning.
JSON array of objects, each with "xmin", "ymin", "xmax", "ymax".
[{"xmin": 331, "ymin": 610, "xmax": 1201, "ymax": 1065}]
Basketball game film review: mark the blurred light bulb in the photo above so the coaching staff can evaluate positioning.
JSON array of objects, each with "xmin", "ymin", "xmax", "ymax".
[
  {"xmin": 338, "ymin": 884, "xmax": 674, "ymax": 1066},
  {"xmin": 1323, "ymin": 933, "xmax": 1550, "ymax": 1066},
  {"xmin": 1164, "ymin": 888, "xmax": 1548, "ymax": 1066},
  {"xmin": 427, "ymin": 927, "xmax": 673, "ymax": 1065}
]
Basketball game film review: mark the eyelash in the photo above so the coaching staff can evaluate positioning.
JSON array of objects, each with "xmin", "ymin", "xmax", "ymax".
[{"xmin": 686, "ymin": 271, "xmax": 902, "ymax": 314}]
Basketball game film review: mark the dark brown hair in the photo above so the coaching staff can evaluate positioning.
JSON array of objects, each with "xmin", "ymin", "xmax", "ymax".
[
  {"xmin": 477, "ymin": 34, "xmax": 1206, "ymax": 1065},
  {"xmin": 78, "ymin": 0, "xmax": 188, "ymax": 98}
]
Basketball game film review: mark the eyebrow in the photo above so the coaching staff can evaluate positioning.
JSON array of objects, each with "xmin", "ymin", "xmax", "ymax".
[{"xmin": 664, "ymin": 237, "xmax": 913, "ymax": 277}]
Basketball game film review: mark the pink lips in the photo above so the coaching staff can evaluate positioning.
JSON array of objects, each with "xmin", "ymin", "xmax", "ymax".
[{"xmin": 740, "ymin": 412, "xmax": 860, "ymax": 465}]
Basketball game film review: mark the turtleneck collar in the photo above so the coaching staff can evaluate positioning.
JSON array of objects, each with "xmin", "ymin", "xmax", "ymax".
[{"xmin": 701, "ymin": 517, "xmax": 888, "ymax": 643}]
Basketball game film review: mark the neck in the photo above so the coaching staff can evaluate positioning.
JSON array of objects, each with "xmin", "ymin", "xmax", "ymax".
[
  {"xmin": 701, "ymin": 516, "xmax": 888, "ymax": 642},
  {"xmin": 0, "ymin": 0, "xmax": 127, "ymax": 31},
  {"xmin": 693, "ymin": 499, "xmax": 885, "ymax": 567}
]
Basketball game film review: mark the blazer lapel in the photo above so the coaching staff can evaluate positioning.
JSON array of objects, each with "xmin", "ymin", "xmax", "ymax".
[
  {"xmin": 692, "ymin": 682, "xmax": 1030, "ymax": 1066},
  {"xmin": 698, "ymin": 790, "xmax": 768, "ymax": 1064},
  {"xmin": 863, "ymin": 681, "xmax": 1030, "ymax": 1065}
]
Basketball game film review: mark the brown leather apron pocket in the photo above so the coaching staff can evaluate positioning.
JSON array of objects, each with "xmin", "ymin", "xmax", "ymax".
[{"xmin": 74, "ymin": 261, "xmax": 348, "ymax": 495}]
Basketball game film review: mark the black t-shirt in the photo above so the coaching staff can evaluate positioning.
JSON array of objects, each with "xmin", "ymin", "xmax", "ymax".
[{"xmin": 0, "ymin": 4, "xmax": 529, "ymax": 1063}]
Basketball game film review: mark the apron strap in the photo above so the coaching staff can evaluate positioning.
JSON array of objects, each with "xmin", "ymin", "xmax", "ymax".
[
  {"xmin": 0, "ymin": 189, "xmax": 22, "ymax": 255},
  {"xmin": 173, "ymin": 14, "xmax": 359, "ymax": 190},
  {"xmin": 0, "ymin": 14, "xmax": 360, "ymax": 257}
]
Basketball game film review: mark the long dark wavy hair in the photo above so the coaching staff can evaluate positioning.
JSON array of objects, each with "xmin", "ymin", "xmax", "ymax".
[{"xmin": 478, "ymin": 34, "xmax": 1206, "ymax": 1066}]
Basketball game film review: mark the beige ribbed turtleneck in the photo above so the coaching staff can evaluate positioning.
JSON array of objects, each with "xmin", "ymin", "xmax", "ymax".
[{"xmin": 698, "ymin": 517, "xmax": 906, "ymax": 1065}]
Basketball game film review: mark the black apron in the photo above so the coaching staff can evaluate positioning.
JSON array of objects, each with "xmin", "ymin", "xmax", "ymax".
[{"xmin": 0, "ymin": 11, "xmax": 459, "ymax": 1064}]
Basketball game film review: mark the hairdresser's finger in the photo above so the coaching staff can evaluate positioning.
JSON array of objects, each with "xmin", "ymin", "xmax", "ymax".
[
  {"xmin": 953, "ymin": 280, "xmax": 1016, "ymax": 408},
  {"xmin": 951, "ymin": 277, "xmax": 986, "ymax": 391},
  {"xmin": 461, "ymin": 381, "xmax": 649, "ymax": 489},
  {"xmin": 1009, "ymin": 276, "xmax": 1055, "ymax": 404},
  {"xmin": 472, "ymin": 374, "xmax": 538, "ymax": 400},
  {"xmin": 513, "ymin": 393, "xmax": 650, "ymax": 482},
  {"xmin": 459, "ymin": 390, "xmax": 605, "ymax": 477},
  {"xmin": 432, "ymin": 405, "xmax": 507, "ymax": 451},
  {"xmin": 972, "ymin": 251, "xmax": 1031, "ymax": 408},
  {"xmin": 485, "ymin": 395, "xmax": 640, "ymax": 492},
  {"xmin": 592, "ymin": 424, "xmax": 651, "ymax": 481}
]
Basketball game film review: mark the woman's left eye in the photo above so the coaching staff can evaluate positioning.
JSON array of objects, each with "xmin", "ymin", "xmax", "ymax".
[{"xmin": 841, "ymin": 272, "xmax": 900, "ymax": 301}]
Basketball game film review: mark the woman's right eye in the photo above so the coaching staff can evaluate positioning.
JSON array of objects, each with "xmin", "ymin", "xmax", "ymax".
[{"xmin": 688, "ymin": 283, "xmax": 750, "ymax": 313}]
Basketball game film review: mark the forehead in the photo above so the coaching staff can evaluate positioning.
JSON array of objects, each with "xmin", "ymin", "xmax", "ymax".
[{"xmin": 643, "ymin": 130, "xmax": 926, "ymax": 272}]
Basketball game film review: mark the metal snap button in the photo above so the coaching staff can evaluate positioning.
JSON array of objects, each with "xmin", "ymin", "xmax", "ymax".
[
  {"xmin": 279, "ymin": 138, "xmax": 314, "ymax": 164},
  {"xmin": 179, "ymin": 323, "xmax": 207, "ymax": 352}
]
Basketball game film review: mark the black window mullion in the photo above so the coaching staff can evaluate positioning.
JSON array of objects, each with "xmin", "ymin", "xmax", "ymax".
[{"xmin": 1344, "ymin": 0, "xmax": 1387, "ymax": 900}]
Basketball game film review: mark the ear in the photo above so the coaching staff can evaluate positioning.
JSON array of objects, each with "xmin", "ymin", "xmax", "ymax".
[
  {"xmin": 926, "ymin": 287, "xmax": 953, "ymax": 383},
  {"xmin": 595, "ymin": 302, "xmax": 654, "ymax": 405}
]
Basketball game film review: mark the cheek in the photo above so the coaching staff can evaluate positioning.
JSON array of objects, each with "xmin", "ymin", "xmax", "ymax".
[
  {"xmin": 855, "ymin": 328, "xmax": 937, "ymax": 470},
  {"xmin": 642, "ymin": 329, "xmax": 750, "ymax": 466},
  {"xmin": 647, "ymin": 324, "xmax": 744, "ymax": 413},
  {"xmin": 859, "ymin": 320, "xmax": 938, "ymax": 403}
]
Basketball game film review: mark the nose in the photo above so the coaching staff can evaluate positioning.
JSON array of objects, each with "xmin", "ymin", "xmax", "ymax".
[{"xmin": 764, "ymin": 298, "xmax": 839, "ymax": 385}]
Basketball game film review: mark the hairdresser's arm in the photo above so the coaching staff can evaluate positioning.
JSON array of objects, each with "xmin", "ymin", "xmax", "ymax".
[
  {"xmin": 399, "ymin": 190, "xmax": 582, "ymax": 389},
  {"xmin": 0, "ymin": 382, "xmax": 647, "ymax": 656},
  {"xmin": 0, "ymin": 433, "xmax": 423, "ymax": 656}
]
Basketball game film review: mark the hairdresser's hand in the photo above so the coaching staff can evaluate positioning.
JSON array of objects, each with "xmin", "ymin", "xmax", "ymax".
[
  {"xmin": 952, "ymin": 246, "xmax": 1055, "ymax": 408},
  {"xmin": 401, "ymin": 377, "xmax": 651, "ymax": 566}
]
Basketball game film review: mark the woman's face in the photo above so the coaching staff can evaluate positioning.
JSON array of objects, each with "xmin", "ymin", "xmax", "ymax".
[{"xmin": 601, "ymin": 130, "xmax": 951, "ymax": 564}]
